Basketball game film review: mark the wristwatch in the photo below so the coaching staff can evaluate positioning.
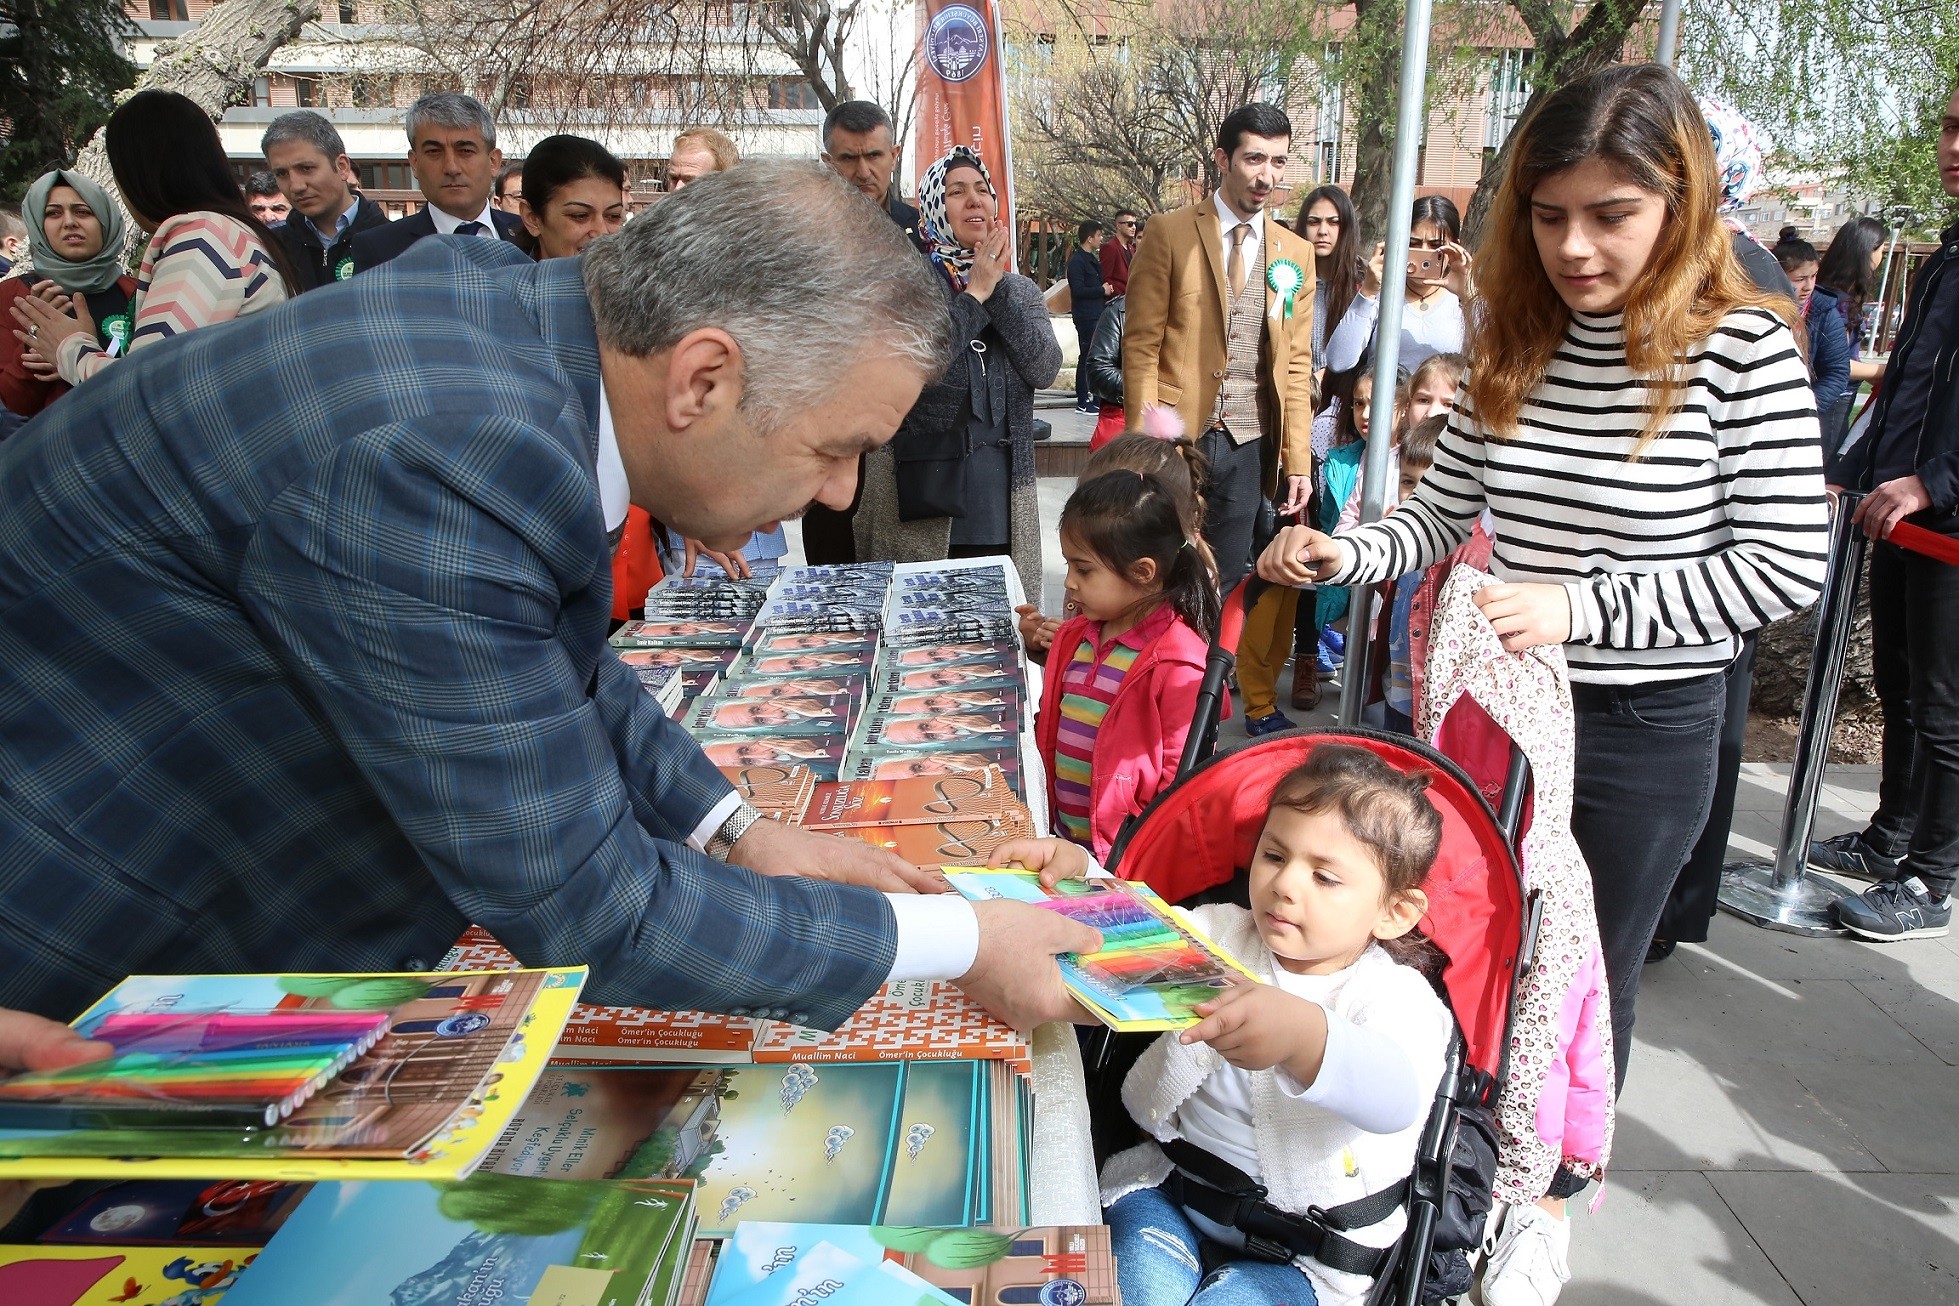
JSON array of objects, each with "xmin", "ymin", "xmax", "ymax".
[{"xmin": 705, "ymin": 800, "xmax": 766, "ymax": 861}]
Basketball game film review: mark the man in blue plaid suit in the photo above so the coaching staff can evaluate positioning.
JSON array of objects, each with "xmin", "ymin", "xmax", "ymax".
[{"xmin": 0, "ymin": 162, "xmax": 1098, "ymax": 1025}]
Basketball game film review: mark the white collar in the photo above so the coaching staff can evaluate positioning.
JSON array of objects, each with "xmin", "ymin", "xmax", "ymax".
[
  {"xmin": 428, "ymin": 197, "xmax": 498, "ymax": 236},
  {"xmin": 595, "ymin": 378, "xmax": 630, "ymax": 532},
  {"xmin": 1212, "ymin": 191, "xmax": 1263, "ymax": 237}
]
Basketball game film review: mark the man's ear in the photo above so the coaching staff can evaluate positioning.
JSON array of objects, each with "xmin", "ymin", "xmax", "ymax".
[
  {"xmin": 1374, "ymin": 887, "xmax": 1428, "ymax": 942},
  {"xmin": 1213, "ymin": 147, "xmax": 1230, "ymax": 180},
  {"xmin": 664, "ymin": 327, "xmax": 743, "ymax": 432}
]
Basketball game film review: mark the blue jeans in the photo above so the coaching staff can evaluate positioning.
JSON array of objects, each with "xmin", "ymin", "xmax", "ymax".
[{"xmin": 1107, "ymin": 1185, "xmax": 1320, "ymax": 1306}]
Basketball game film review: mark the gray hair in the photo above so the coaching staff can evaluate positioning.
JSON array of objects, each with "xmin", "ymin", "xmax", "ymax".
[
  {"xmin": 582, "ymin": 160, "xmax": 950, "ymax": 431},
  {"xmin": 406, "ymin": 92, "xmax": 496, "ymax": 149},
  {"xmin": 261, "ymin": 109, "xmax": 347, "ymax": 161},
  {"xmin": 822, "ymin": 100, "xmax": 894, "ymax": 151}
]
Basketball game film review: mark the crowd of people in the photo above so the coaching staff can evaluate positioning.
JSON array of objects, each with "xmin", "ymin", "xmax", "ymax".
[{"xmin": 0, "ymin": 53, "xmax": 1956, "ymax": 1306}]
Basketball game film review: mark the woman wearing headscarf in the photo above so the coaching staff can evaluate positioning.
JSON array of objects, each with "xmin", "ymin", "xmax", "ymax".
[
  {"xmin": 856, "ymin": 146, "xmax": 1059, "ymax": 599},
  {"xmin": 0, "ymin": 170, "xmax": 136, "ymax": 422}
]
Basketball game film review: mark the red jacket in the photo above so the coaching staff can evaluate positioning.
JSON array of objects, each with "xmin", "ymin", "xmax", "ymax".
[
  {"xmin": 1099, "ymin": 238, "xmax": 1135, "ymax": 297},
  {"xmin": 1035, "ymin": 607, "xmax": 1208, "ymax": 860},
  {"xmin": 0, "ymin": 273, "xmax": 138, "ymax": 419}
]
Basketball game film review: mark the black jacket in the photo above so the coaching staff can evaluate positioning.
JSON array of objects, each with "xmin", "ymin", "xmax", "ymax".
[
  {"xmin": 1839, "ymin": 224, "xmax": 1959, "ymax": 522},
  {"xmin": 1067, "ymin": 247, "xmax": 1106, "ymax": 316},
  {"xmin": 1085, "ymin": 294, "xmax": 1124, "ymax": 407},
  {"xmin": 887, "ymin": 194, "xmax": 930, "ymax": 255},
  {"xmin": 277, "ymin": 195, "xmax": 393, "ymax": 292},
  {"xmin": 351, "ymin": 205, "xmax": 525, "ymax": 273}
]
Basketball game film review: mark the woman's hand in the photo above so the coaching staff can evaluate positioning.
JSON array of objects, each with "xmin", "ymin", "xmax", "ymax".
[
  {"xmin": 987, "ymin": 836, "xmax": 1090, "ymax": 891},
  {"xmin": 1473, "ymin": 582, "xmax": 1572, "ymax": 650},
  {"xmin": 965, "ymin": 223, "xmax": 1011, "ymax": 303},
  {"xmin": 1361, "ymin": 242, "xmax": 1385, "ymax": 298},
  {"xmin": 1438, "ymin": 241, "xmax": 1474, "ymax": 300},
  {"xmin": 11, "ymin": 282, "xmax": 94, "ymax": 372},
  {"xmin": 1257, "ymin": 524, "xmax": 1341, "ymax": 587}
]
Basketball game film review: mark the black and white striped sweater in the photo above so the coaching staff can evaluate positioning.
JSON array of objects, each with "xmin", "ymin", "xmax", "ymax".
[{"xmin": 1330, "ymin": 306, "xmax": 1831, "ymax": 683}]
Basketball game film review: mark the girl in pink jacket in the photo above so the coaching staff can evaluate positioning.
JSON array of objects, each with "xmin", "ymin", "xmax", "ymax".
[{"xmin": 1036, "ymin": 470, "xmax": 1214, "ymax": 860}]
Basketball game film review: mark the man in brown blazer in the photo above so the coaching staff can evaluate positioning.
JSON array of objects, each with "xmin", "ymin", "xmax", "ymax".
[{"xmin": 1123, "ymin": 103, "xmax": 1316, "ymax": 592}]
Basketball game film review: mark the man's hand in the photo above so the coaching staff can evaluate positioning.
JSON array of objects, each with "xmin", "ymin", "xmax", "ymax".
[
  {"xmin": 956, "ymin": 899, "xmax": 1103, "ymax": 1029},
  {"xmin": 1853, "ymin": 475, "xmax": 1932, "ymax": 542},
  {"xmin": 1280, "ymin": 474, "xmax": 1311, "ymax": 518},
  {"xmin": 1180, "ymin": 979, "xmax": 1327, "ymax": 1083},
  {"xmin": 682, "ymin": 537, "xmax": 751, "ymax": 579},
  {"xmin": 1473, "ymin": 582, "xmax": 1572, "ymax": 651},
  {"xmin": 987, "ymin": 836, "xmax": 1091, "ymax": 891},
  {"xmin": 0, "ymin": 1008, "xmax": 110, "ymax": 1224},
  {"xmin": 1257, "ymin": 524, "xmax": 1341, "ymax": 587},
  {"xmin": 728, "ymin": 816, "xmax": 945, "ymax": 894}
]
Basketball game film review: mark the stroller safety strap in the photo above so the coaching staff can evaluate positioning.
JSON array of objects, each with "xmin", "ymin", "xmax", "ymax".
[{"xmin": 1161, "ymin": 1137, "xmax": 1407, "ymax": 1278}]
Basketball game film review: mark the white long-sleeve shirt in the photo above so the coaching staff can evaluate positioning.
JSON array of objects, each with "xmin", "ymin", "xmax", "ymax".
[{"xmin": 1324, "ymin": 287, "xmax": 1465, "ymax": 374}]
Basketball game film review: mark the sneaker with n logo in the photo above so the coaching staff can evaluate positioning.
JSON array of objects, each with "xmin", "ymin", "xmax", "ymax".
[{"xmin": 1835, "ymin": 877, "xmax": 1953, "ymax": 941}]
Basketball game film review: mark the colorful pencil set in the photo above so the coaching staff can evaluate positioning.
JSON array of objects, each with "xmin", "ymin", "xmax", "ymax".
[{"xmin": 0, "ymin": 1010, "xmax": 390, "ymax": 1130}]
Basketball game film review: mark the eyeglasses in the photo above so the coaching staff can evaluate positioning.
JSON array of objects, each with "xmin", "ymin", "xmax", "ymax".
[{"xmin": 1117, "ymin": 220, "xmax": 1137, "ymax": 229}]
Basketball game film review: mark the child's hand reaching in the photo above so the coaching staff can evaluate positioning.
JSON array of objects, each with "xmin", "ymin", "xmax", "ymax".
[
  {"xmin": 987, "ymin": 837, "xmax": 1090, "ymax": 891},
  {"xmin": 1015, "ymin": 603, "xmax": 1062, "ymax": 652},
  {"xmin": 1181, "ymin": 979, "xmax": 1329, "ymax": 1086}
]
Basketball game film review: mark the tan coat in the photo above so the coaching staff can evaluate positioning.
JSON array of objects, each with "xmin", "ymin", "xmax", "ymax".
[{"xmin": 1121, "ymin": 201, "xmax": 1317, "ymax": 494}]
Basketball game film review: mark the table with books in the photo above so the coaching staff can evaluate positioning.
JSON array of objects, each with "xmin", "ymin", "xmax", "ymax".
[{"xmin": 0, "ymin": 556, "xmax": 1144, "ymax": 1306}]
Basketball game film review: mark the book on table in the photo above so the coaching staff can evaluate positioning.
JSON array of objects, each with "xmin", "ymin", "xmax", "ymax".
[{"xmin": 0, "ymin": 1242, "xmax": 262, "ymax": 1306}]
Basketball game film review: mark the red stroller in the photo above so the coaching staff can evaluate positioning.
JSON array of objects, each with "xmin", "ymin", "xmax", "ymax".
[{"xmin": 1091, "ymin": 581, "xmax": 1542, "ymax": 1305}]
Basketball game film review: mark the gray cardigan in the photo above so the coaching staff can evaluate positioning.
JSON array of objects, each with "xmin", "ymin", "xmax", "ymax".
[{"xmin": 857, "ymin": 271, "xmax": 1060, "ymax": 600}]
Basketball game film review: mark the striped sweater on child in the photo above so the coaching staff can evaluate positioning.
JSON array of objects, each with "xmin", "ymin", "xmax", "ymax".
[{"xmin": 1328, "ymin": 306, "xmax": 1830, "ymax": 683}]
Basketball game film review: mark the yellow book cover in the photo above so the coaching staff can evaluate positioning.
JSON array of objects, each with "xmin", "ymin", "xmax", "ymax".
[
  {"xmin": 0, "ymin": 968, "xmax": 585, "ymax": 1183},
  {"xmin": 0, "ymin": 1243, "xmax": 260, "ymax": 1306}
]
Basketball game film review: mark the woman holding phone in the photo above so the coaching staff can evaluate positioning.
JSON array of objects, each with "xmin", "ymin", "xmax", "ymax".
[
  {"xmin": 1324, "ymin": 194, "xmax": 1471, "ymax": 373},
  {"xmin": 1259, "ymin": 63, "xmax": 1828, "ymax": 1303}
]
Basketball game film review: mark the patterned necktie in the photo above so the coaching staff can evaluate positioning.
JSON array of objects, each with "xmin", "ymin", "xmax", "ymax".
[
  {"xmin": 1228, "ymin": 223, "xmax": 1250, "ymax": 300},
  {"xmin": 456, "ymin": 221, "xmax": 485, "ymax": 237}
]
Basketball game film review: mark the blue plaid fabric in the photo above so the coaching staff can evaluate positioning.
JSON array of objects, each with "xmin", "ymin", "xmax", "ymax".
[{"xmin": 0, "ymin": 239, "xmax": 897, "ymax": 1024}]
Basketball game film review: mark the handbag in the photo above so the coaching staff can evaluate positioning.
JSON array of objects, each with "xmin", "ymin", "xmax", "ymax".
[{"xmin": 894, "ymin": 333, "xmax": 1005, "ymax": 522}]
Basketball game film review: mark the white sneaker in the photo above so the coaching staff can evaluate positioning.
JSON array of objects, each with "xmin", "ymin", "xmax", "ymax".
[{"xmin": 1479, "ymin": 1202, "xmax": 1571, "ymax": 1306}]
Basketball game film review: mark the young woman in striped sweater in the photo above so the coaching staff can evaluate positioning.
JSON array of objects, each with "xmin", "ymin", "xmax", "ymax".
[
  {"xmin": 1259, "ymin": 63, "xmax": 1829, "ymax": 1303},
  {"xmin": 11, "ymin": 91, "xmax": 296, "ymax": 388}
]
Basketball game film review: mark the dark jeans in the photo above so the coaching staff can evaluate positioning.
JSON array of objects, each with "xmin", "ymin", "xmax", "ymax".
[
  {"xmin": 1571, "ymin": 672, "xmax": 1726, "ymax": 1090},
  {"xmin": 1657, "ymin": 636, "xmax": 1757, "ymax": 944},
  {"xmin": 1866, "ymin": 541, "xmax": 1921, "ymax": 857},
  {"xmin": 1197, "ymin": 426, "xmax": 1264, "ymax": 594},
  {"xmin": 1885, "ymin": 537, "xmax": 1959, "ymax": 895},
  {"xmin": 1073, "ymin": 308, "xmax": 1103, "ymax": 407}
]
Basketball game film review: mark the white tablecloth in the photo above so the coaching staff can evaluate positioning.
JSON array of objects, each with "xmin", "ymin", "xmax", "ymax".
[{"xmin": 1027, "ymin": 1021, "xmax": 1103, "ymax": 1225}]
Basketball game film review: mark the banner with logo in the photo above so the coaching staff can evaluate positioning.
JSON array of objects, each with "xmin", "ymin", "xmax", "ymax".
[{"xmin": 914, "ymin": 0, "xmax": 1016, "ymax": 267}]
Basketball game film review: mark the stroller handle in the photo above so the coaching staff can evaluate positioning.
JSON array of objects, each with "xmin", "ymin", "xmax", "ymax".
[{"xmin": 1178, "ymin": 574, "xmax": 1269, "ymax": 779}]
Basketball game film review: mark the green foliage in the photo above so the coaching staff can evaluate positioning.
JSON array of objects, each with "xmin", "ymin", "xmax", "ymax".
[
  {"xmin": 0, "ymin": 0, "xmax": 136, "ymax": 200},
  {"xmin": 275, "ymin": 976, "xmax": 437, "ymax": 1009},
  {"xmin": 922, "ymin": 1229, "xmax": 1015, "ymax": 1269},
  {"xmin": 431, "ymin": 1172, "xmax": 600, "ymax": 1236},
  {"xmin": 870, "ymin": 1225, "xmax": 945, "ymax": 1252},
  {"xmin": 616, "ymin": 1125, "xmax": 680, "ymax": 1179}
]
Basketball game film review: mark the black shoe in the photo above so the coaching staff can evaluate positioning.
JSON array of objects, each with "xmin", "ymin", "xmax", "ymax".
[
  {"xmin": 1645, "ymin": 938, "xmax": 1677, "ymax": 964},
  {"xmin": 1835, "ymin": 878, "xmax": 1953, "ymax": 941},
  {"xmin": 1809, "ymin": 831, "xmax": 1904, "ymax": 883}
]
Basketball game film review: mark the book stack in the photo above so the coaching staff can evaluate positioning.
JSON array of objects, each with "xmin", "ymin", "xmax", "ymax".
[
  {"xmin": 880, "ymin": 563, "xmax": 1021, "ymax": 649},
  {"xmin": 715, "ymin": 764, "xmax": 817, "ymax": 825},
  {"xmin": 804, "ymin": 766, "xmax": 1036, "ymax": 867},
  {"xmin": 749, "ymin": 563, "xmax": 893, "ymax": 636},
  {"xmin": 612, "ymin": 612, "xmax": 755, "ymax": 709},
  {"xmin": 642, "ymin": 575, "xmax": 773, "ymax": 624},
  {"xmin": 439, "ymin": 928, "xmax": 1030, "ymax": 1074}
]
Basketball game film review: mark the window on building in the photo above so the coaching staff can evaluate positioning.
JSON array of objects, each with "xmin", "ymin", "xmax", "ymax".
[
  {"xmin": 294, "ymin": 75, "xmax": 318, "ymax": 108},
  {"xmin": 357, "ymin": 161, "xmax": 414, "ymax": 192},
  {"xmin": 150, "ymin": 0, "xmax": 188, "ymax": 18},
  {"xmin": 252, "ymin": 76, "xmax": 272, "ymax": 107},
  {"xmin": 339, "ymin": 0, "xmax": 357, "ymax": 21},
  {"xmin": 1484, "ymin": 48, "xmax": 1533, "ymax": 154},
  {"xmin": 506, "ymin": 77, "xmax": 533, "ymax": 110},
  {"xmin": 766, "ymin": 79, "xmax": 821, "ymax": 111},
  {"xmin": 351, "ymin": 74, "xmax": 393, "ymax": 109},
  {"xmin": 1312, "ymin": 44, "xmax": 1344, "ymax": 185}
]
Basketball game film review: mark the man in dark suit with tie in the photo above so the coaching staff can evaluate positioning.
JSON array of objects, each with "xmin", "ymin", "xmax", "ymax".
[
  {"xmin": 352, "ymin": 92, "xmax": 524, "ymax": 271},
  {"xmin": 0, "ymin": 162, "xmax": 1098, "ymax": 1027}
]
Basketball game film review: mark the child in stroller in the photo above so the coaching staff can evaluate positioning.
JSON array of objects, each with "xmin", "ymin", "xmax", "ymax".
[{"xmin": 997, "ymin": 742, "xmax": 1454, "ymax": 1306}]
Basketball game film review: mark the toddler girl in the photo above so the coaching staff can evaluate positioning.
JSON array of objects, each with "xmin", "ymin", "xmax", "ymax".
[
  {"xmin": 1034, "ymin": 470, "xmax": 1216, "ymax": 859},
  {"xmin": 1004, "ymin": 743, "xmax": 1452, "ymax": 1305}
]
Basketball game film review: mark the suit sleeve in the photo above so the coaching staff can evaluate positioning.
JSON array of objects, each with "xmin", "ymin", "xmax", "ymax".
[
  {"xmin": 235, "ymin": 416, "xmax": 896, "ymax": 1027},
  {"xmin": 1122, "ymin": 225, "xmax": 1172, "ymax": 416}
]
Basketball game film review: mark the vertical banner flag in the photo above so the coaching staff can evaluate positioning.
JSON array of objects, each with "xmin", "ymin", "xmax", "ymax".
[{"xmin": 914, "ymin": 0, "xmax": 1017, "ymax": 268}]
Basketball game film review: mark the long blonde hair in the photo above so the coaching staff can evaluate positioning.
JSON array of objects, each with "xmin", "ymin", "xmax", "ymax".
[{"xmin": 1467, "ymin": 63, "xmax": 1797, "ymax": 455}]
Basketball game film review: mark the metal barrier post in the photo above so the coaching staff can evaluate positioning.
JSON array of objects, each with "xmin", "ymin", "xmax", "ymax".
[
  {"xmin": 1337, "ymin": 0, "xmax": 1436, "ymax": 727},
  {"xmin": 1654, "ymin": 0, "xmax": 1684, "ymax": 66},
  {"xmin": 1718, "ymin": 492, "xmax": 1867, "ymax": 935}
]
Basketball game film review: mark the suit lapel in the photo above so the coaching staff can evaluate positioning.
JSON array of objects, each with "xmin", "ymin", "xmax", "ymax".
[{"xmin": 1196, "ymin": 204, "xmax": 1228, "ymax": 322}]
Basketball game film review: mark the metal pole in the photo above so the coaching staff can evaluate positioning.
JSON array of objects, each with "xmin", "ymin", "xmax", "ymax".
[
  {"xmin": 1718, "ymin": 492, "xmax": 1867, "ymax": 935},
  {"xmin": 1338, "ymin": 0, "xmax": 1435, "ymax": 727},
  {"xmin": 1654, "ymin": 0, "xmax": 1684, "ymax": 67},
  {"xmin": 1868, "ymin": 219, "xmax": 1906, "ymax": 353}
]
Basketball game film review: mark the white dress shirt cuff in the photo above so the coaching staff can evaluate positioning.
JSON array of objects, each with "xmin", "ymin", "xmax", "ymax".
[
  {"xmin": 688, "ymin": 791, "xmax": 744, "ymax": 854},
  {"xmin": 884, "ymin": 893, "xmax": 981, "ymax": 982}
]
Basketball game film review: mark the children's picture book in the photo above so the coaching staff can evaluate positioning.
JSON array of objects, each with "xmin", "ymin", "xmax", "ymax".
[
  {"xmin": 611, "ymin": 620, "xmax": 753, "ymax": 650},
  {"xmin": 0, "ymin": 969, "xmax": 584, "ymax": 1182},
  {"xmin": 703, "ymin": 1223, "xmax": 1120, "ymax": 1306},
  {"xmin": 942, "ymin": 871, "xmax": 1262, "ymax": 1032},
  {"xmin": 803, "ymin": 767, "xmax": 1024, "ymax": 830},
  {"xmin": 480, "ymin": 1063, "xmax": 997, "ymax": 1238},
  {"xmin": 0, "ymin": 1011, "xmax": 392, "ymax": 1131},
  {"xmin": 39, "ymin": 1178, "xmax": 309, "ymax": 1247},
  {"xmin": 704, "ymin": 1232, "xmax": 960, "ymax": 1306},
  {"xmin": 0, "ymin": 1243, "xmax": 259, "ymax": 1306},
  {"xmin": 219, "ymin": 1175, "xmax": 695, "ymax": 1306},
  {"xmin": 686, "ymin": 696, "xmax": 854, "ymax": 738}
]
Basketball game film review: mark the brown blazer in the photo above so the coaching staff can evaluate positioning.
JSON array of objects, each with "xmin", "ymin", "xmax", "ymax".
[{"xmin": 1120, "ymin": 201, "xmax": 1316, "ymax": 494}]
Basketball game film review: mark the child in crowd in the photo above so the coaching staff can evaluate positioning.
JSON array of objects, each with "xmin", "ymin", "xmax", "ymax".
[
  {"xmin": 1304, "ymin": 367, "xmax": 1406, "ymax": 684},
  {"xmin": 997, "ymin": 743, "xmax": 1452, "ymax": 1306},
  {"xmin": 1016, "ymin": 424, "xmax": 1213, "ymax": 655},
  {"xmin": 1033, "ymin": 470, "xmax": 1216, "ymax": 858},
  {"xmin": 1335, "ymin": 352, "xmax": 1463, "ymax": 533}
]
